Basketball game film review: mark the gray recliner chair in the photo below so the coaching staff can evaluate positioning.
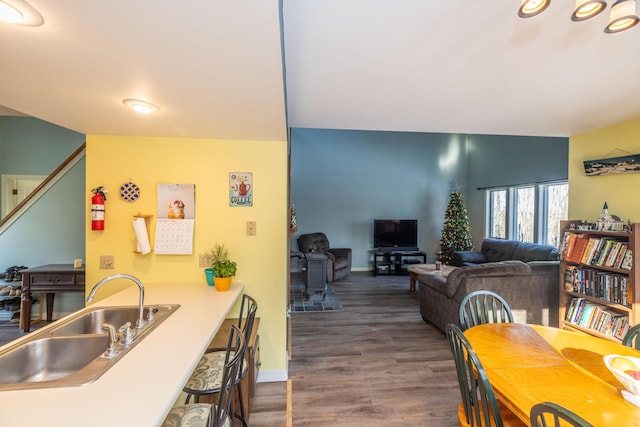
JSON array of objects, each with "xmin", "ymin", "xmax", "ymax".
[{"xmin": 297, "ymin": 232, "xmax": 352, "ymax": 283}]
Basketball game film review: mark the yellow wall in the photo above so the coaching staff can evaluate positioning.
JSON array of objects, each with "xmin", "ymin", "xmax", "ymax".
[
  {"xmin": 85, "ymin": 135, "xmax": 288, "ymax": 376},
  {"xmin": 569, "ymin": 117, "xmax": 640, "ymax": 223}
]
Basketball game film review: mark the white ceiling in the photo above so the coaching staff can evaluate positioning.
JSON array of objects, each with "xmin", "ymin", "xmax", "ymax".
[{"xmin": 1, "ymin": 1, "xmax": 640, "ymax": 140}]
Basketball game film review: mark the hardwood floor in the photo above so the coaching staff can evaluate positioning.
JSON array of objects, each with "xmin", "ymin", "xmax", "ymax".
[{"xmin": 250, "ymin": 271, "xmax": 460, "ymax": 426}]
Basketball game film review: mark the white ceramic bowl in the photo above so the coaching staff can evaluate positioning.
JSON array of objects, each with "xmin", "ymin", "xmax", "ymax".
[{"xmin": 604, "ymin": 354, "xmax": 640, "ymax": 395}]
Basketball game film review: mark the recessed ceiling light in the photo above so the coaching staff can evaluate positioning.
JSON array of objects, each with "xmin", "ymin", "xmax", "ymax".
[
  {"xmin": 518, "ymin": 0, "xmax": 551, "ymax": 18},
  {"xmin": 606, "ymin": 0, "xmax": 640, "ymax": 33},
  {"xmin": 0, "ymin": 0, "xmax": 43, "ymax": 26},
  {"xmin": 122, "ymin": 99, "xmax": 161, "ymax": 114},
  {"xmin": 571, "ymin": 0, "xmax": 607, "ymax": 21}
]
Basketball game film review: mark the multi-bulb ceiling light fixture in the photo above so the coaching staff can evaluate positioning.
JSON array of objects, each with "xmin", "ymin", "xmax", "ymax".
[{"xmin": 519, "ymin": 0, "xmax": 640, "ymax": 33}]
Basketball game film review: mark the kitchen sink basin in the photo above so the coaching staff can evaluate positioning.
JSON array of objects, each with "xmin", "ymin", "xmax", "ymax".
[
  {"xmin": 0, "ymin": 304, "xmax": 180, "ymax": 390},
  {"xmin": 48, "ymin": 304, "xmax": 180, "ymax": 337},
  {"xmin": 0, "ymin": 335, "xmax": 109, "ymax": 387}
]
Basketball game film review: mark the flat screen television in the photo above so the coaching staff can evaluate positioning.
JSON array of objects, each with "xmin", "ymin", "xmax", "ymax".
[{"xmin": 373, "ymin": 219, "xmax": 418, "ymax": 251}]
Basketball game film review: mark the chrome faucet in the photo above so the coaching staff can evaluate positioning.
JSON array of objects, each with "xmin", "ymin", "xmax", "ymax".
[{"xmin": 87, "ymin": 274, "xmax": 146, "ymax": 330}]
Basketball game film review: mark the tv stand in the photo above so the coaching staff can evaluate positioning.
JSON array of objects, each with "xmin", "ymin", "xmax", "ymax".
[{"xmin": 372, "ymin": 250, "xmax": 426, "ymax": 276}]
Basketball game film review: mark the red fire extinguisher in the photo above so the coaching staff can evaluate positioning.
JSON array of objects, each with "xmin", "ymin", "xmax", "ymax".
[{"xmin": 91, "ymin": 186, "xmax": 107, "ymax": 231}]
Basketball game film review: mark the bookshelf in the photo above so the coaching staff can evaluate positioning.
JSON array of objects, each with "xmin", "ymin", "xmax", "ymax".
[{"xmin": 558, "ymin": 220, "xmax": 640, "ymax": 342}]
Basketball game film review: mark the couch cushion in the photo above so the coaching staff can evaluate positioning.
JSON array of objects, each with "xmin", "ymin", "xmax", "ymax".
[
  {"xmin": 444, "ymin": 260, "xmax": 531, "ymax": 298},
  {"xmin": 452, "ymin": 250, "xmax": 487, "ymax": 266},
  {"xmin": 512, "ymin": 242, "xmax": 558, "ymax": 262},
  {"xmin": 481, "ymin": 238, "xmax": 519, "ymax": 262},
  {"xmin": 297, "ymin": 233, "xmax": 331, "ymax": 253},
  {"xmin": 333, "ymin": 257, "xmax": 351, "ymax": 270},
  {"xmin": 527, "ymin": 260, "xmax": 559, "ymax": 275},
  {"xmin": 416, "ymin": 273, "xmax": 449, "ymax": 297}
]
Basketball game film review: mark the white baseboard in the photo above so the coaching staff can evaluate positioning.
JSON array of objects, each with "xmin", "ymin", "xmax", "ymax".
[{"xmin": 257, "ymin": 369, "xmax": 288, "ymax": 383}]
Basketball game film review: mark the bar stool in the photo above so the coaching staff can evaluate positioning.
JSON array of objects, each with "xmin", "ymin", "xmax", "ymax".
[
  {"xmin": 163, "ymin": 324, "xmax": 246, "ymax": 427},
  {"xmin": 183, "ymin": 294, "xmax": 257, "ymax": 427}
]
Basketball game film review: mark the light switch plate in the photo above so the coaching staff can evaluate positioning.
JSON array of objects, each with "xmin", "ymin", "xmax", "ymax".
[
  {"xmin": 100, "ymin": 255, "xmax": 114, "ymax": 269},
  {"xmin": 247, "ymin": 221, "xmax": 256, "ymax": 236},
  {"xmin": 199, "ymin": 254, "xmax": 210, "ymax": 267}
]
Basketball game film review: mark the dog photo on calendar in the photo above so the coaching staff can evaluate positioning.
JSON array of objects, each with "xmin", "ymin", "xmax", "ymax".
[
  {"xmin": 157, "ymin": 184, "xmax": 195, "ymax": 220},
  {"xmin": 168, "ymin": 199, "xmax": 185, "ymax": 219}
]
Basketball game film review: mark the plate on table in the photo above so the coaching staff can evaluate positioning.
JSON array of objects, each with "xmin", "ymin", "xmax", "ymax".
[
  {"xmin": 622, "ymin": 390, "xmax": 640, "ymax": 407},
  {"xmin": 604, "ymin": 354, "xmax": 640, "ymax": 396}
]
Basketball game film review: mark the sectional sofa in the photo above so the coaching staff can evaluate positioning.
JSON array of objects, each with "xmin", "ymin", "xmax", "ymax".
[{"xmin": 417, "ymin": 239, "xmax": 559, "ymax": 333}]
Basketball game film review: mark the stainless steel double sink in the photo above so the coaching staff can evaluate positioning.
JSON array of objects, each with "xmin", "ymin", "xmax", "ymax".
[{"xmin": 0, "ymin": 304, "xmax": 180, "ymax": 390}]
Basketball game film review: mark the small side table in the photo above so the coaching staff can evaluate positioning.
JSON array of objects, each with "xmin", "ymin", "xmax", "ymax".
[
  {"xmin": 407, "ymin": 263, "xmax": 455, "ymax": 292},
  {"xmin": 20, "ymin": 264, "xmax": 85, "ymax": 332}
]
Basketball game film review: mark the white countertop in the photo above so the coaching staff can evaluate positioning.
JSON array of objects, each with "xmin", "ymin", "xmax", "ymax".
[{"xmin": 0, "ymin": 280, "xmax": 243, "ymax": 427}]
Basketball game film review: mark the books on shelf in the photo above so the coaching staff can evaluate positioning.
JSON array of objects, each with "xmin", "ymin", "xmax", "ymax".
[
  {"xmin": 560, "ymin": 221, "xmax": 637, "ymax": 342},
  {"xmin": 566, "ymin": 297, "xmax": 584, "ymax": 323},
  {"xmin": 565, "ymin": 297, "xmax": 630, "ymax": 340},
  {"xmin": 621, "ymin": 249, "xmax": 634, "ymax": 271},
  {"xmin": 565, "ymin": 235, "xmax": 589, "ymax": 264},
  {"xmin": 604, "ymin": 241, "xmax": 624, "ymax": 267},
  {"xmin": 561, "ymin": 232, "xmax": 578, "ymax": 261},
  {"xmin": 564, "ymin": 265, "xmax": 576, "ymax": 291},
  {"xmin": 560, "ymin": 233, "xmax": 633, "ymax": 271},
  {"xmin": 563, "ymin": 266, "xmax": 631, "ymax": 306},
  {"xmin": 613, "ymin": 244, "xmax": 628, "ymax": 269},
  {"xmin": 594, "ymin": 239, "xmax": 614, "ymax": 266},
  {"xmin": 580, "ymin": 238, "xmax": 597, "ymax": 264}
]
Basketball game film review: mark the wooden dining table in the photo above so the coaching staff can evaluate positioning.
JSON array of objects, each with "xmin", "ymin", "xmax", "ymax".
[{"xmin": 464, "ymin": 323, "xmax": 640, "ymax": 426}]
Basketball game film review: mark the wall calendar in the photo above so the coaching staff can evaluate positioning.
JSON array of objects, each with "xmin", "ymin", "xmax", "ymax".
[{"xmin": 154, "ymin": 184, "xmax": 195, "ymax": 254}]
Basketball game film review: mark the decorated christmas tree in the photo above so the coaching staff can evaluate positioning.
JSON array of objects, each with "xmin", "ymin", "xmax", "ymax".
[{"xmin": 436, "ymin": 190, "xmax": 474, "ymax": 265}]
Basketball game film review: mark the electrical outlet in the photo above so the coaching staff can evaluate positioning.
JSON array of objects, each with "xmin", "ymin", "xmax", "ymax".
[
  {"xmin": 100, "ymin": 255, "xmax": 114, "ymax": 269},
  {"xmin": 247, "ymin": 221, "xmax": 256, "ymax": 236},
  {"xmin": 199, "ymin": 254, "xmax": 210, "ymax": 267}
]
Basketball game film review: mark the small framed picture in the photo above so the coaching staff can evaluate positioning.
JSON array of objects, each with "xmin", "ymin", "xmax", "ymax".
[{"xmin": 229, "ymin": 172, "xmax": 253, "ymax": 206}]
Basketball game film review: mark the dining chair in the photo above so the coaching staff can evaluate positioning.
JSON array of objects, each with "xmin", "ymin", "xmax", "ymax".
[
  {"xmin": 162, "ymin": 324, "xmax": 247, "ymax": 427},
  {"xmin": 183, "ymin": 294, "xmax": 258, "ymax": 427},
  {"xmin": 459, "ymin": 290, "xmax": 514, "ymax": 331},
  {"xmin": 446, "ymin": 323, "xmax": 526, "ymax": 427},
  {"xmin": 529, "ymin": 402, "xmax": 593, "ymax": 427},
  {"xmin": 622, "ymin": 323, "xmax": 640, "ymax": 349}
]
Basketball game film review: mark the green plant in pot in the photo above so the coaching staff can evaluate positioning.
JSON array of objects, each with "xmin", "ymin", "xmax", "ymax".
[{"xmin": 208, "ymin": 243, "xmax": 237, "ymax": 291}]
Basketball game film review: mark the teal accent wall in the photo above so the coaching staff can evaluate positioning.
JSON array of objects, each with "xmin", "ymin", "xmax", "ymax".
[
  {"xmin": 466, "ymin": 134, "xmax": 569, "ymax": 249},
  {"xmin": 290, "ymin": 128, "xmax": 568, "ymax": 271},
  {"xmin": 0, "ymin": 116, "xmax": 84, "ymax": 204},
  {"xmin": 0, "ymin": 116, "xmax": 82, "ymax": 173},
  {"xmin": 290, "ymin": 128, "xmax": 468, "ymax": 269},
  {"xmin": 0, "ymin": 159, "xmax": 85, "ymax": 266},
  {"xmin": 0, "ymin": 116, "xmax": 85, "ymax": 314}
]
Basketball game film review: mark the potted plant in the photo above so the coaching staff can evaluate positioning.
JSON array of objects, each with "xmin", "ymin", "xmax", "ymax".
[{"xmin": 207, "ymin": 243, "xmax": 237, "ymax": 291}]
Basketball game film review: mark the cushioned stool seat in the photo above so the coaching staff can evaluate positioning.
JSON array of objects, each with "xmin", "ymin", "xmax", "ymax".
[
  {"xmin": 162, "ymin": 403, "xmax": 232, "ymax": 427},
  {"xmin": 184, "ymin": 351, "xmax": 248, "ymax": 395}
]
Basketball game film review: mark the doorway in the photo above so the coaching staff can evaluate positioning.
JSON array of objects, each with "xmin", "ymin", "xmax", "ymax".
[{"xmin": 1, "ymin": 174, "xmax": 46, "ymax": 218}]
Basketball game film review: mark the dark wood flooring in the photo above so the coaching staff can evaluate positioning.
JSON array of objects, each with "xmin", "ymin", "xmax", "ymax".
[{"xmin": 250, "ymin": 271, "xmax": 460, "ymax": 426}]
